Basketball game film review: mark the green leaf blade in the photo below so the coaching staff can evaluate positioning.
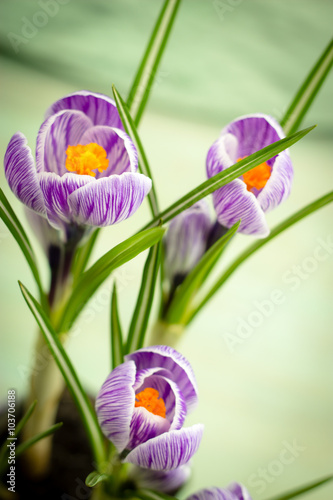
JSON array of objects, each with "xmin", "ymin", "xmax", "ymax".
[
  {"xmin": 142, "ymin": 126, "xmax": 315, "ymax": 230},
  {"xmin": 59, "ymin": 227, "xmax": 165, "ymax": 332},
  {"xmin": 265, "ymin": 474, "xmax": 333, "ymax": 500},
  {"xmin": 15, "ymin": 422, "xmax": 63, "ymax": 460},
  {"xmin": 113, "ymin": 85, "xmax": 159, "ymax": 218},
  {"xmin": 281, "ymin": 38, "xmax": 333, "ymax": 135},
  {"xmin": 111, "ymin": 284, "xmax": 124, "ymax": 369},
  {"xmin": 127, "ymin": 0, "xmax": 182, "ymax": 127},
  {"xmin": 166, "ymin": 221, "xmax": 240, "ymax": 324},
  {"xmin": 135, "ymin": 489, "xmax": 176, "ymax": 500},
  {"xmin": 189, "ymin": 191, "xmax": 333, "ymax": 322},
  {"xmin": 0, "ymin": 400, "xmax": 37, "ymax": 472},
  {"xmin": 0, "ymin": 189, "xmax": 45, "ymax": 304},
  {"xmin": 72, "ymin": 229, "xmax": 100, "ymax": 280},
  {"xmin": 126, "ymin": 241, "xmax": 162, "ymax": 354},
  {"xmin": 19, "ymin": 282, "xmax": 106, "ymax": 468},
  {"xmin": 85, "ymin": 471, "xmax": 109, "ymax": 487},
  {"xmin": 14, "ymin": 400, "xmax": 37, "ymax": 438}
]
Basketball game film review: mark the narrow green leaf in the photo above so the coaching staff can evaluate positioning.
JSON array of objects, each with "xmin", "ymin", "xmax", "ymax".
[
  {"xmin": 166, "ymin": 221, "xmax": 240, "ymax": 324},
  {"xmin": 265, "ymin": 474, "xmax": 333, "ymax": 500},
  {"xmin": 85, "ymin": 471, "xmax": 109, "ymax": 487},
  {"xmin": 189, "ymin": 191, "xmax": 333, "ymax": 323},
  {"xmin": 14, "ymin": 400, "xmax": 37, "ymax": 438},
  {"xmin": 113, "ymin": 85, "xmax": 159, "ymax": 218},
  {"xmin": 281, "ymin": 38, "xmax": 333, "ymax": 135},
  {"xmin": 111, "ymin": 283, "xmax": 124, "ymax": 369},
  {"xmin": 127, "ymin": 0, "xmax": 182, "ymax": 127},
  {"xmin": 75, "ymin": 0, "xmax": 181, "ymax": 270},
  {"xmin": 0, "ymin": 400, "xmax": 37, "ymax": 471},
  {"xmin": 134, "ymin": 489, "xmax": 176, "ymax": 500},
  {"xmin": 142, "ymin": 126, "xmax": 315, "ymax": 230},
  {"xmin": 19, "ymin": 282, "xmax": 106, "ymax": 468},
  {"xmin": 15, "ymin": 422, "xmax": 63, "ymax": 459},
  {"xmin": 59, "ymin": 228, "xmax": 165, "ymax": 332},
  {"xmin": 72, "ymin": 229, "xmax": 100, "ymax": 279},
  {"xmin": 126, "ymin": 241, "xmax": 162, "ymax": 353},
  {"xmin": 0, "ymin": 189, "xmax": 45, "ymax": 305}
]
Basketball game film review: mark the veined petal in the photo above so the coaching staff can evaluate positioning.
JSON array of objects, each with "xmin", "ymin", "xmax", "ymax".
[
  {"xmin": 164, "ymin": 200, "xmax": 212, "ymax": 280},
  {"xmin": 79, "ymin": 126, "xmax": 138, "ymax": 177},
  {"xmin": 257, "ymin": 150, "xmax": 293, "ymax": 213},
  {"xmin": 124, "ymin": 424, "xmax": 204, "ymax": 471},
  {"xmin": 134, "ymin": 369, "xmax": 187, "ymax": 430},
  {"xmin": 130, "ymin": 464, "xmax": 191, "ymax": 494},
  {"xmin": 4, "ymin": 132, "xmax": 46, "ymax": 215},
  {"xmin": 186, "ymin": 483, "xmax": 252, "ymax": 500},
  {"xmin": 186, "ymin": 488, "xmax": 234, "ymax": 500},
  {"xmin": 128, "ymin": 407, "xmax": 170, "ymax": 450},
  {"xmin": 68, "ymin": 172, "xmax": 152, "ymax": 227},
  {"xmin": 206, "ymin": 133, "xmax": 238, "ymax": 178},
  {"xmin": 36, "ymin": 110, "xmax": 93, "ymax": 175},
  {"xmin": 227, "ymin": 483, "xmax": 252, "ymax": 500},
  {"xmin": 95, "ymin": 360, "xmax": 136, "ymax": 453},
  {"xmin": 25, "ymin": 208, "xmax": 62, "ymax": 253},
  {"xmin": 38, "ymin": 172, "xmax": 94, "ymax": 228},
  {"xmin": 221, "ymin": 113, "xmax": 284, "ymax": 158},
  {"xmin": 133, "ymin": 367, "xmax": 173, "ymax": 391},
  {"xmin": 212, "ymin": 179, "xmax": 269, "ymax": 237},
  {"xmin": 45, "ymin": 90, "xmax": 124, "ymax": 129},
  {"xmin": 126, "ymin": 346, "xmax": 198, "ymax": 413}
]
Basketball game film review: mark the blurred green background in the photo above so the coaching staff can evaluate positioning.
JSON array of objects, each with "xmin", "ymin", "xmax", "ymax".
[{"xmin": 0, "ymin": 0, "xmax": 332, "ymax": 498}]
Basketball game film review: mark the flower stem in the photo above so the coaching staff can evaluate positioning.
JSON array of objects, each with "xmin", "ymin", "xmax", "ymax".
[
  {"xmin": 22, "ymin": 237, "xmax": 78, "ymax": 478},
  {"xmin": 149, "ymin": 319, "xmax": 185, "ymax": 348},
  {"xmin": 21, "ymin": 331, "xmax": 67, "ymax": 477}
]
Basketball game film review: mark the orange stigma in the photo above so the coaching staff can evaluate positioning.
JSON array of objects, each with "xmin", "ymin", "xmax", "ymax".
[
  {"xmin": 135, "ymin": 387, "xmax": 166, "ymax": 418},
  {"xmin": 238, "ymin": 157, "xmax": 271, "ymax": 193},
  {"xmin": 65, "ymin": 143, "xmax": 109, "ymax": 177}
]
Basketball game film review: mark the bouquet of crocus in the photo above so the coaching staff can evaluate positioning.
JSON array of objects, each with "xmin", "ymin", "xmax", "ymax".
[{"xmin": 0, "ymin": 1, "xmax": 332, "ymax": 499}]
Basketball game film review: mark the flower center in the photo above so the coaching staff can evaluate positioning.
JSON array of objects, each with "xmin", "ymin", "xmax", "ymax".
[
  {"xmin": 65, "ymin": 143, "xmax": 109, "ymax": 177},
  {"xmin": 238, "ymin": 157, "xmax": 271, "ymax": 193},
  {"xmin": 135, "ymin": 387, "xmax": 166, "ymax": 418}
]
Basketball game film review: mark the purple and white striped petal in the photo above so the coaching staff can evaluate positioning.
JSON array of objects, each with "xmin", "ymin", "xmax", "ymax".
[
  {"xmin": 68, "ymin": 172, "xmax": 152, "ymax": 227},
  {"xmin": 257, "ymin": 150, "xmax": 293, "ymax": 213},
  {"xmin": 227, "ymin": 483, "xmax": 252, "ymax": 500},
  {"xmin": 79, "ymin": 126, "xmax": 138, "ymax": 177},
  {"xmin": 212, "ymin": 179, "xmax": 269, "ymax": 237},
  {"xmin": 24, "ymin": 208, "xmax": 62, "ymax": 253},
  {"xmin": 45, "ymin": 90, "xmax": 124, "ymax": 129},
  {"xmin": 133, "ymin": 367, "xmax": 173, "ymax": 391},
  {"xmin": 38, "ymin": 172, "xmax": 94, "ymax": 228},
  {"xmin": 222, "ymin": 113, "xmax": 283, "ymax": 158},
  {"xmin": 128, "ymin": 407, "xmax": 170, "ymax": 450},
  {"xmin": 124, "ymin": 424, "xmax": 204, "ymax": 471},
  {"xmin": 95, "ymin": 360, "xmax": 136, "ymax": 453},
  {"xmin": 4, "ymin": 132, "xmax": 46, "ymax": 215},
  {"xmin": 164, "ymin": 200, "xmax": 212, "ymax": 280},
  {"xmin": 36, "ymin": 110, "xmax": 93, "ymax": 176},
  {"xmin": 134, "ymin": 369, "xmax": 187, "ymax": 430},
  {"xmin": 130, "ymin": 464, "xmax": 191, "ymax": 494},
  {"xmin": 186, "ymin": 483, "xmax": 252, "ymax": 500},
  {"xmin": 187, "ymin": 488, "xmax": 234, "ymax": 500},
  {"xmin": 126, "ymin": 345, "xmax": 198, "ymax": 413}
]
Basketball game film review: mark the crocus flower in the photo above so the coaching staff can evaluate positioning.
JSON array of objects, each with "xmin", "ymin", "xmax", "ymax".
[
  {"xmin": 129, "ymin": 464, "xmax": 191, "ymax": 494},
  {"xmin": 187, "ymin": 482, "xmax": 252, "ymax": 500},
  {"xmin": 4, "ymin": 91, "xmax": 151, "ymax": 242},
  {"xmin": 206, "ymin": 113, "xmax": 293, "ymax": 237},
  {"xmin": 95, "ymin": 345, "xmax": 203, "ymax": 471},
  {"xmin": 163, "ymin": 200, "xmax": 212, "ymax": 284}
]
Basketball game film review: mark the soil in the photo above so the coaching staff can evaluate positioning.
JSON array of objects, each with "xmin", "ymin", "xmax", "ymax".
[{"xmin": 0, "ymin": 390, "xmax": 94, "ymax": 500}]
